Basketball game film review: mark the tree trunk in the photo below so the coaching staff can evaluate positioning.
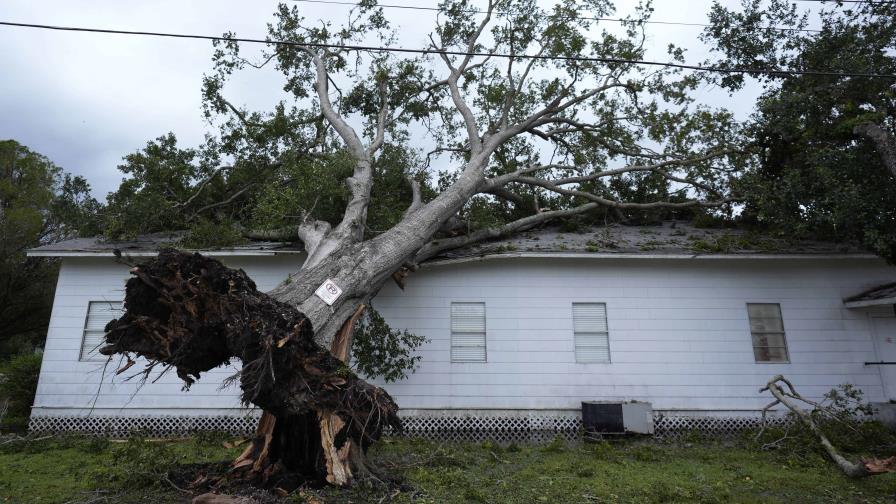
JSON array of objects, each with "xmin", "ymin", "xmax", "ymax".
[
  {"xmin": 268, "ymin": 151, "xmax": 492, "ymax": 348},
  {"xmin": 854, "ymin": 122, "xmax": 896, "ymax": 179},
  {"xmin": 100, "ymin": 250, "xmax": 400, "ymax": 486}
]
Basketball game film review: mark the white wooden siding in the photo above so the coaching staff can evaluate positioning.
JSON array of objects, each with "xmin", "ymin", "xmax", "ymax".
[{"xmin": 32, "ymin": 255, "xmax": 896, "ymax": 417}]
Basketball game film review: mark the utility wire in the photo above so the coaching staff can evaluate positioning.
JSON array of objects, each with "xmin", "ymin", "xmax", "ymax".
[
  {"xmin": 289, "ymin": 0, "xmax": 823, "ymax": 33},
  {"xmin": 1, "ymin": 20, "xmax": 894, "ymax": 79}
]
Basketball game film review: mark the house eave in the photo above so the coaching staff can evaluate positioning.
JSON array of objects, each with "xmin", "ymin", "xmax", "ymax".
[
  {"xmin": 27, "ymin": 249, "xmax": 879, "ymax": 262},
  {"xmin": 26, "ymin": 250, "xmax": 305, "ymax": 258},
  {"xmin": 844, "ymin": 297, "xmax": 896, "ymax": 309},
  {"xmin": 423, "ymin": 252, "xmax": 880, "ymax": 267}
]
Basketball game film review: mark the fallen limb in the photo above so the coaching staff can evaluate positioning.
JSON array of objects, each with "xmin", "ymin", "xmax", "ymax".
[{"xmin": 760, "ymin": 374, "xmax": 895, "ymax": 478}]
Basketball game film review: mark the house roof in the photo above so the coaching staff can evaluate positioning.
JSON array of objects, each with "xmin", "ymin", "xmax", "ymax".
[
  {"xmin": 843, "ymin": 283, "xmax": 896, "ymax": 308},
  {"xmin": 428, "ymin": 221, "xmax": 874, "ymax": 264},
  {"xmin": 26, "ymin": 232, "xmax": 303, "ymax": 257},
  {"xmin": 27, "ymin": 221, "xmax": 873, "ymax": 260}
]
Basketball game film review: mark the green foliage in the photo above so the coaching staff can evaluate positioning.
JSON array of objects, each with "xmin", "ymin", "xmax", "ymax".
[
  {"xmin": 750, "ymin": 384, "xmax": 896, "ymax": 467},
  {"xmin": 687, "ymin": 231, "xmax": 782, "ymax": 254},
  {"xmin": 178, "ymin": 219, "xmax": 248, "ymax": 249},
  {"xmin": 3, "ymin": 436, "xmax": 896, "ymax": 503},
  {"xmin": 703, "ymin": 1, "xmax": 896, "ymax": 260},
  {"xmin": 352, "ymin": 307, "xmax": 427, "ymax": 382},
  {"xmin": 102, "ymin": 436, "xmax": 183, "ymax": 489},
  {"xmin": 0, "ymin": 353, "xmax": 42, "ymax": 432},
  {"xmin": 0, "ymin": 140, "xmax": 101, "ymax": 358},
  {"xmin": 103, "ymin": 133, "xmax": 426, "ymax": 246},
  {"xmin": 104, "ymin": 133, "xmax": 250, "ymax": 242},
  {"xmin": 138, "ymin": 0, "xmax": 749, "ymax": 250},
  {"xmin": 0, "ymin": 435, "xmax": 242, "ymax": 503}
]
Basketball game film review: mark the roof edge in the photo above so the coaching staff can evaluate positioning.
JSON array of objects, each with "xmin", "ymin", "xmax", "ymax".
[
  {"xmin": 423, "ymin": 251, "xmax": 881, "ymax": 266},
  {"xmin": 28, "ymin": 249, "xmax": 880, "ymax": 261},
  {"xmin": 844, "ymin": 297, "xmax": 896, "ymax": 309},
  {"xmin": 26, "ymin": 250, "xmax": 304, "ymax": 258}
]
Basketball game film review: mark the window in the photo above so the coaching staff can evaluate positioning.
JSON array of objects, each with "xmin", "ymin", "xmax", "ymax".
[
  {"xmin": 573, "ymin": 303, "xmax": 610, "ymax": 363},
  {"xmin": 81, "ymin": 301, "xmax": 124, "ymax": 361},
  {"xmin": 747, "ymin": 303, "xmax": 789, "ymax": 362},
  {"xmin": 451, "ymin": 302, "xmax": 486, "ymax": 362}
]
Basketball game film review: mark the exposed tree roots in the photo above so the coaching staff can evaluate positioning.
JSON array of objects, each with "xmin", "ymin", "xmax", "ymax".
[
  {"xmin": 100, "ymin": 250, "xmax": 401, "ymax": 486},
  {"xmin": 760, "ymin": 374, "xmax": 895, "ymax": 478}
]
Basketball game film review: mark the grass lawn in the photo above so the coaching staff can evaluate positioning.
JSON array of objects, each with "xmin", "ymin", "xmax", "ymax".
[{"xmin": 1, "ymin": 435, "xmax": 894, "ymax": 503}]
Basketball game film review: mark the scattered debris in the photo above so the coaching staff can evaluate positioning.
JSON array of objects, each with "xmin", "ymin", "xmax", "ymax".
[{"xmin": 759, "ymin": 375, "xmax": 896, "ymax": 478}]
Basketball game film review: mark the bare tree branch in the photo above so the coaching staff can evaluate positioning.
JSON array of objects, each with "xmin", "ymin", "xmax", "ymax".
[
  {"xmin": 431, "ymin": 1, "xmax": 495, "ymax": 154},
  {"xmin": 174, "ymin": 165, "xmax": 233, "ymax": 209},
  {"xmin": 512, "ymin": 175, "xmax": 734, "ymax": 210},
  {"xmin": 298, "ymin": 217, "xmax": 333, "ymax": 260},
  {"xmin": 485, "ymin": 187, "xmax": 530, "ymax": 208},
  {"xmin": 300, "ymin": 48, "xmax": 376, "ymax": 250},
  {"xmin": 414, "ymin": 202, "xmax": 601, "ymax": 262},
  {"xmin": 368, "ymin": 79, "xmax": 389, "ymax": 156},
  {"xmin": 241, "ymin": 227, "xmax": 297, "ymax": 241},
  {"xmin": 760, "ymin": 375, "xmax": 895, "ymax": 478},
  {"xmin": 402, "ymin": 176, "xmax": 424, "ymax": 218},
  {"xmin": 302, "ymin": 49, "xmax": 366, "ymax": 159},
  {"xmin": 191, "ymin": 184, "xmax": 255, "ymax": 218},
  {"xmin": 221, "ymin": 98, "xmax": 260, "ymax": 128}
]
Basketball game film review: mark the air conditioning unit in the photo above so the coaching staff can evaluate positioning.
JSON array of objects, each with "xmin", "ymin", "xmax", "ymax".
[{"xmin": 581, "ymin": 401, "xmax": 654, "ymax": 435}]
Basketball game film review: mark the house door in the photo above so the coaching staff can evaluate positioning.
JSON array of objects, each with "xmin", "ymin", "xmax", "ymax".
[{"xmin": 871, "ymin": 317, "xmax": 896, "ymax": 401}]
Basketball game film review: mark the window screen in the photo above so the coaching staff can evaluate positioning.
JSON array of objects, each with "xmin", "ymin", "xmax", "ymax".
[
  {"xmin": 747, "ymin": 303, "xmax": 789, "ymax": 362},
  {"xmin": 81, "ymin": 301, "xmax": 124, "ymax": 361},
  {"xmin": 451, "ymin": 302, "xmax": 486, "ymax": 362},
  {"xmin": 573, "ymin": 303, "xmax": 610, "ymax": 363}
]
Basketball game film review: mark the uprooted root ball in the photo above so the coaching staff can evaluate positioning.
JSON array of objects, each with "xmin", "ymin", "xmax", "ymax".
[{"xmin": 101, "ymin": 249, "xmax": 400, "ymax": 480}]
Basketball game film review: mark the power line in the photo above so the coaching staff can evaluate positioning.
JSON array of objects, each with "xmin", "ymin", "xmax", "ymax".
[
  {"xmin": 289, "ymin": 0, "xmax": 823, "ymax": 33},
  {"xmin": 1, "ymin": 20, "xmax": 894, "ymax": 79}
]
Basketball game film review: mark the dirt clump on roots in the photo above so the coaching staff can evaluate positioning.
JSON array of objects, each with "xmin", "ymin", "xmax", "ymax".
[{"xmin": 100, "ymin": 249, "xmax": 401, "ymax": 485}]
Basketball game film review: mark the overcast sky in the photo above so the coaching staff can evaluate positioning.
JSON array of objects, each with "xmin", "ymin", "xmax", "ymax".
[{"xmin": 0, "ymin": 1, "xmax": 818, "ymax": 199}]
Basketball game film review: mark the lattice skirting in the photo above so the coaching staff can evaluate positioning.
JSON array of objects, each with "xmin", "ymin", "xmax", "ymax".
[
  {"xmin": 653, "ymin": 414, "xmax": 793, "ymax": 440},
  {"xmin": 386, "ymin": 414, "xmax": 584, "ymax": 444},
  {"xmin": 29, "ymin": 412, "xmax": 792, "ymax": 442},
  {"xmin": 28, "ymin": 414, "xmax": 260, "ymax": 437}
]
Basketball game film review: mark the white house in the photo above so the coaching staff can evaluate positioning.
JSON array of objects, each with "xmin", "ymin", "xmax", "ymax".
[{"xmin": 25, "ymin": 222, "xmax": 896, "ymax": 437}]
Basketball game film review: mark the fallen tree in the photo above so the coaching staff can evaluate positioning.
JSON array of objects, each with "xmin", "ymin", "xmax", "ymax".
[
  {"xmin": 101, "ymin": 250, "xmax": 400, "ymax": 486},
  {"xmin": 758, "ymin": 375, "xmax": 895, "ymax": 478},
  {"xmin": 96, "ymin": 0, "xmax": 746, "ymax": 487}
]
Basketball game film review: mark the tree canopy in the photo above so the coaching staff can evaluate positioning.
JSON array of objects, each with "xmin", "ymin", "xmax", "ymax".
[
  {"xmin": 0, "ymin": 140, "xmax": 101, "ymax": 357},
  {"xmin": 702, "ymin": 0, "xmax": 896, "ymax": 260},
  {"xmin": 101, "ymin": 0, "xmax": 746, "ymax": 249}
]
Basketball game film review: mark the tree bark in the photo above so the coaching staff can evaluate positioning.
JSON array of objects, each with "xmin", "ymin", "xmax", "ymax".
[
  {"xmin": 318, "ymin": 303, "xmax": 367, "ymax": 486},
  {"xmin": 854, "ymin": 122, "xmax": 896, "ymax": 178},
  {"xmin": 100, "ymin": 250, "xmax": 400, "ymax": 486}
]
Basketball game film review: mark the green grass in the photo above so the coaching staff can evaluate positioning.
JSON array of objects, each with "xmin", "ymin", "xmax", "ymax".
[{"xmin": 1, "ymin": 435, "xmax": 894, "ymax": 503}]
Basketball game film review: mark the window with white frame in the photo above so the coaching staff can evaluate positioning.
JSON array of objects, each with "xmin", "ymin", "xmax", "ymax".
[
  {"xmin": 573, "ymin": 302, "xmax": 610, "ymax": 363},
  {"xmin": 450, "ymin": 302, "xmax": 486, "ymax": 362},
  {"xmin": 81, "ymin": 301, "xmax": 124, "ymax": 361},
  {"xmin": 747, "ymin": 303, "xmax": 789, "ymax": 363}
]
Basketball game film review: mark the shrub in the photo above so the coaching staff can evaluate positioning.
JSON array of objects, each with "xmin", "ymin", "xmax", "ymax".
[{"xmin": 0, "ymin": 352, "xmax": 42, "ymax": 432}]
